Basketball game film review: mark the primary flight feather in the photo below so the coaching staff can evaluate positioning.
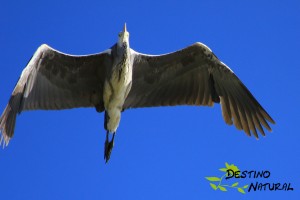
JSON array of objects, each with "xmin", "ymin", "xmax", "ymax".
[{"xmin": 0, "ymin": 24, "xmax": 275, "ymax": 162}]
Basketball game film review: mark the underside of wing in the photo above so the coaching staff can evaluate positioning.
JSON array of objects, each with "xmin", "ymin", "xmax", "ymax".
[
  {"xmin": 124, "ymin": 43, "xmax": 222, "ymax": 108},
  {"xmin": 124, "ymin": 43, "xmax": 275, "ymax": 138},
  {"xmin": 0, "ymin": 44, "xmax": 112, "ymax": 145},
  {"xmin": 21, "ymin": 44, "xmax": 111, "ymax": 111}
]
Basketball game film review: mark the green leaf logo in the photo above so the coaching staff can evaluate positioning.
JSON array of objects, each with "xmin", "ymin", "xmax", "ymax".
[
  {"xmin": 210, "ymin": 183, "xmax": 217, "ymax": 190},
  {"xmin": 231, "ymin": 182, "xmax": 239, "ymax": 187},
  {"xmin": 218, "ymin": 186, "xmax": 227, "ymax": 191},
  {"xmin": 238, "ymin": 188, "xmax": 246, "ymax": 194},
  {"xmin": 205, "ymin": 162, "xmax": 248, "ymax": 194},
  {"xmin": 205, "ymin": 177, "xmax": 221, "ymax": 181},
  {"xmin": 219, "ymin": 168, "xmax": 227, "ymax": 172}
]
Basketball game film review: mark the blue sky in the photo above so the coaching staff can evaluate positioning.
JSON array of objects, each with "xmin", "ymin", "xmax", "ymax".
[{"xmin": 0, "ymin": 0, "xmax": 299, "ymax": 199}]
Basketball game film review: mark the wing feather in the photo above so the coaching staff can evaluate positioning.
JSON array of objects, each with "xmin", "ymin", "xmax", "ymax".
[
  {"xmin": 124, "ymin": 43, "xmax": 275, "ymax": 137},
  {"xmin": 0, "ymin": 44, "xmax": 111, "ymax": 146}
]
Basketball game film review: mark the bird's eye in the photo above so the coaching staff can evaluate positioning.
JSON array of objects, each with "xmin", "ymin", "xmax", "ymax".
[{"xmin": 118, "ymin": 32, "xmax": 122, "ymax": 37}]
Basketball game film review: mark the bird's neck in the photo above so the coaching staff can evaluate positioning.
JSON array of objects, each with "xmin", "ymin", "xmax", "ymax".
[
  {"xmin": 110, "ymin": 42, "xmax": 131, "ymax": 84},
  {"xmin": 118, "ymin": 42, "xmax": 130, "ymax": 68},
  {"xmin": 117, "ymin": 38, "xmax": 129, "ymax": 48}
]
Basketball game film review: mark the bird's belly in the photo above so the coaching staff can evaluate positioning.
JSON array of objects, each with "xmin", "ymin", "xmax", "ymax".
[{"xmin": 103, "ymin": 78, "xmax": 131, "ymax": 133}]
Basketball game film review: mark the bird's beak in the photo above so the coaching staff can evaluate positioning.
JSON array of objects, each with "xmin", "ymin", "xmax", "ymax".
[
  {"xmin": 118, "ymin": 23, "xmax": 129, "ymax": 45},
  {"xmin": 123, "ymin": 23, "xmax": 127, "ymax": 33}
]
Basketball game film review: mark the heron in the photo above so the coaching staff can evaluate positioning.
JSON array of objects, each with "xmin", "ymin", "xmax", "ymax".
[{"xmin": 0, "ymin": 24, "xmax": 275, "ymax": 162}]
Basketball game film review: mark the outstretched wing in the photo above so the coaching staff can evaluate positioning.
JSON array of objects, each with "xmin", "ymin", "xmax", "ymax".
[
  {"xmin": 124, "ymin": 43, "xmax": 275, "ymax": 138},
  {"xmin": 0, "ymin": 44, "xmax": 112, "ymax": 145}
]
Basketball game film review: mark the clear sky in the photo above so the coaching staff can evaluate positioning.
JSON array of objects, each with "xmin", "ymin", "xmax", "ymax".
[{"xmin": 0, "ymin": 0, "xmax": 299, "ymax": 199}]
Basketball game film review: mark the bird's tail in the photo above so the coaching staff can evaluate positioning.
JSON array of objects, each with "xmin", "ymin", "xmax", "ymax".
[{"xmin": 0, "ymin": 94, "xmax": 23, "ymax": 147}]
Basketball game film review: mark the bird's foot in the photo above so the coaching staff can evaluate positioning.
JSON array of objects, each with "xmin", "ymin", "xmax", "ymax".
[{"xmin": 104, "ymin": 131, "xmax": 115, "ymax": 163}]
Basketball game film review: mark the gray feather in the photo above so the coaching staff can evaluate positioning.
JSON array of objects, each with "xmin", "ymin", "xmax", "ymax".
[
  {"xmin": 0, "ymin": 44, "xmax": 111, "ymax": 146},
  {"xmin": 124, "ymin": 43, "xmax": 275, "ymax": 138}
]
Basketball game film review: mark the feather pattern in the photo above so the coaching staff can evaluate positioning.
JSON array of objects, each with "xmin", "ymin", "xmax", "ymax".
[
  {"xmin": 0, "ymin": 44, "xmax": 111, "ymax": 146},
  {"xmin": 124, "ymin": 43, "xmax": 275, "ymax": 138},
  {"xmin": 0, "ymin": 40, "xmax": 275, "ymax": 149}
]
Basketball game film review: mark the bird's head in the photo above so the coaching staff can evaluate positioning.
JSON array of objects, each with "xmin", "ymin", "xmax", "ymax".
[{"xmin": 118, "ymin": 23, "xmax": 130, "ymax": 46}]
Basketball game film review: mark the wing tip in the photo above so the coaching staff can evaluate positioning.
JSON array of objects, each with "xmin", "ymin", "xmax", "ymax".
[
  {"xmin": 267, "ymin": 116, "xmax": 276, "ymax": 124},
  {"xmin": 0, "ymin": 134, "xmax": 10, "ymax": 148},
  {"xmin": 0, "ymin": 119, "xmax": 12, "ymax": 148},
  {"xmin": 0, "ymin": 101, "xmax": 18, "ymax": 148}
]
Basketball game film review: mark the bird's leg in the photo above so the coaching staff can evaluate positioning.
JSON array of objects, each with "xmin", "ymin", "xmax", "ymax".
[
  {"xmin": 104, "ymin": 131, "xmax": 115, "ymax": 163},
  {"xmin": 104, "ymin": 131, "xmax": 109, "ymax": 159}
]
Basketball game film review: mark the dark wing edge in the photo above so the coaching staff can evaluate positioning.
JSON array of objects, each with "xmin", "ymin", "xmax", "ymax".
[
  {"xmin": 212, "ymin": 61, "xmax": 275, "ymax": 138},
  {"xmin": 124, "ymin": 42, "xmax": 275, "ymax": 138},
  {"xmin": 0, "ymin": 44, "xmax": 111, "ymax": 146}
]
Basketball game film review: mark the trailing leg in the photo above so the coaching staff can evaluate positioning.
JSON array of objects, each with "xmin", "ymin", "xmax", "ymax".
[{"xmin": 104, "ymin": 131, "xmax": 115, "ymax": 163}]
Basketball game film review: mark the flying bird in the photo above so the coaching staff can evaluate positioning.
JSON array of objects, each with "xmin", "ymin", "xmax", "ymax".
[{"xmin": 0, "ymin": 24, "xmax": 275, "ymax": 162}]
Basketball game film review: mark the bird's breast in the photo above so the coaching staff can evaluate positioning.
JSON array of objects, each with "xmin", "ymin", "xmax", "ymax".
[
  {"xmin": 103, "ymin": 58, "xmax": 132, "ymax": 111},
  {"xmin": 102, "ymin": 58, "xmax": 132, "ymax": 132}
]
